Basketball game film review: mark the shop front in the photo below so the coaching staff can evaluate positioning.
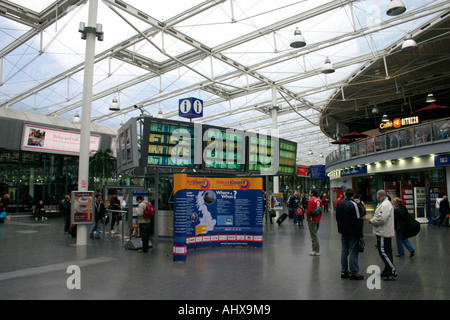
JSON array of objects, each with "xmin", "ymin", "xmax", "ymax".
[{"xmin": 329, "ymin": 158, "xmax": 448, "ymax": 222}]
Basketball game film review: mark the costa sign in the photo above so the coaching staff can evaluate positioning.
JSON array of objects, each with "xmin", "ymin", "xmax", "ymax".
[{"xmin": 379, "ymin": 116, "xmax": 420, "ymax": 131}]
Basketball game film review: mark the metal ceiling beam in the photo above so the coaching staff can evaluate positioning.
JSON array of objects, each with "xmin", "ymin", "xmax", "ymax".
[
  {"xmin": 91, "ymin": 1, "xmax": 450, "ymax": 124},
  {"xmin": 0, "ymin": 0, "xmax": 87, "ymax": 57}
]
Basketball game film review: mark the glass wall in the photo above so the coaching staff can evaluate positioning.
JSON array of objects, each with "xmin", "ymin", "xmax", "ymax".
[{"xmin": 0, "ymin": 150, "xmax": 80, "ymax": 213}]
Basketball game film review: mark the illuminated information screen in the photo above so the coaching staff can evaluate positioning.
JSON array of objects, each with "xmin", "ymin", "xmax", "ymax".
[
  {"xmin": 278, "ymin": 139, "xmax": 297, "ymax": 174},
  {"xmin": 203, "ymin": 126, "xmax": 245, "ymax": 171},
  {"xmin": 141, "ymin": 118, "xmax": 297, "ymax": 175},
  {"xmin": 248, "ymin": 134, "xmax": 275, "ymax": 174},
  {"xmin": 145, "ymin": 119, "xmax": 195, "ymax": 167}
]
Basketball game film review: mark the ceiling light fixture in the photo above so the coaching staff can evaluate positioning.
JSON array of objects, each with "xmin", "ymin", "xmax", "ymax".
[
  {"xmin": 109, "ymin": 97, "xmax": 120, "ymax": 111},
  {"xmin": 401, "ymin": 35, "xmax": 417, "ymax": 52},
  {"xmin": 290, "ymin": 27, "xmax": 306, "ymax": 48},
  {"xmin": 321, "ymin": 57, "xmax": 335, "ymax": 74},
  {"xmin": 381, "ymin": 114, "xmax": 390, "ymax": 122},
  {"xmin": 386, "ymin": 0, "xmax": 406, "ymax": 16},
  {"xmin": 372, "ymin": 105, "xmax": 379, "ymax": 114},
  {"xmin": 72, "ymin": 112, "xmax": 81, "ymax": 123},
  {"xmin": 425, "ymin": 93, "xmax": 436, "ymax": 104}
]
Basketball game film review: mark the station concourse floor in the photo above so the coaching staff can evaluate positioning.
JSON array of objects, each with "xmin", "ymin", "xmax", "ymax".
[{"xmin": 0, "ymin": 211, "xmax": 449, "ymax": 301}]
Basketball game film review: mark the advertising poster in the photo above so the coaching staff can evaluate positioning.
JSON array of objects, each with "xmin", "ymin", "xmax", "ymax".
[
  {"xmin": 270, "ymin": 193, "xmax": 283, "ymax": 210},
  {"xmin": 173, "ymin": 174, "xmax": 263, "ymax": 261},
  {"xmin": 71, "ymin": 191, "xmax": 94, "ymax": 225},
  {"xmin": 22, "ymin": 124, "xmax": 100, "ymax": 156}
]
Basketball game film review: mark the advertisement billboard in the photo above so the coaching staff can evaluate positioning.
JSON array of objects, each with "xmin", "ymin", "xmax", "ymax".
[{"xmin": 173, "ymin": 174, "xmax": 263, "ymax": 261}]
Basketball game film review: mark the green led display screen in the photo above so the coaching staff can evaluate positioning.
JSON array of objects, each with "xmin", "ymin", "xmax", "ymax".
[
  {"xmin": 145, "ymin": 119, "xmax": 195, "ymax": 167},
  {"xmin": 140, "ymin": 117, "xmax": 297, "ymax": 174},
  {"xmin": 203, "ymin": 126, "xmax": 245, "ymax": 171},
  {"xmin": 278, "ymin": 139, "xmax": 297, "ymax": 174},
  {"xmin": 248, "ymin": 135, "xmax": 275, "ymax": 174}
]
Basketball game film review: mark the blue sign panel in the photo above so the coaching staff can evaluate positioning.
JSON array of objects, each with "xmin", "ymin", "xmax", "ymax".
[
  {"xmin": 435, "ymin": 154, "xmax": 450, "ymax": 167},
  {"xmin": 310, "ymin": 165, "xmax": 326, "ymax": 180},
  {"xmin": 178, "ymin": 97, "xmax": 203, "ymax": 119}
]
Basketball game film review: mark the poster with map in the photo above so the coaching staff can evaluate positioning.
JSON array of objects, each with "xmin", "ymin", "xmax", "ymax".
[{"xmin": 173, "ymin": 174, "xmax": 263, "ymax": 261}]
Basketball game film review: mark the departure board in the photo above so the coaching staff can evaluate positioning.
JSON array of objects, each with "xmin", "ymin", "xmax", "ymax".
[
  {"xmin": 203, "ymin": 126, "xmax": 245, "ymax": 171},
  {"xmin": 248, "ymin": 135, "xmax": 297, "ymax": 175},
  {"xmin": 140, "ymin": 117, "xmax": 297, "ymax": 174},
  {"xmin": 248, "ymin": 134, "xmax": 277, "ymax": 174},
  {"xmin": 278, "ymin": 139, "xmax": 297, "ymax": 174},
  {"xmin": 143, "ymin": 118, "xmax": 195, "ymax": 167}
]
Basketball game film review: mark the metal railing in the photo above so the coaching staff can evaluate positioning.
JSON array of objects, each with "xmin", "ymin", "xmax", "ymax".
[{"xmin": 326, "ymin": 117, "xmax": 450, "ymax": 167}]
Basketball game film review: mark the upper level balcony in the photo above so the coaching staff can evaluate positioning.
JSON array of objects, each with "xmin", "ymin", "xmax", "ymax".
[{"xmin": 325, "ymin": 117, "xmax": 450, "ymax": 173}]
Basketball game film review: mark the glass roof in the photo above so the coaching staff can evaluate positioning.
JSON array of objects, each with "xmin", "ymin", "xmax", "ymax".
[{"xmin": 0, "ymin": 0, "xmax": 448, "ymax": 165}]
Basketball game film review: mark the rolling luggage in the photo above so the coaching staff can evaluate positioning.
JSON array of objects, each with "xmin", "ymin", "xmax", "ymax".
[{"xmin": 277, "ymin": 213, "xmax": 288, "ymax": 225}]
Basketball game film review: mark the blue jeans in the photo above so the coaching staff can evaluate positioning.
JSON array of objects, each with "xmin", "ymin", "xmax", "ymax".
[
  {"xmin": 90, "ymin": 219, "xmax": 102, "ymax": 237},
  {"xmin": 395, "ymin": 230, "xmax": 414, "ymax": 256},
  {"xmin": 341, "ymin": 234, "xmax": 359, "ymax": 275}
]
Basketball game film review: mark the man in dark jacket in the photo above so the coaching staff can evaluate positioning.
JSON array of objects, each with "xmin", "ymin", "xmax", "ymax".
[
  {"xmin": 90, "ymin": 194, "xmax": 106, "ymax": 239},
  {"xmin": 336, "ymin": 188, "xmax": 364, "ymax": 280}
]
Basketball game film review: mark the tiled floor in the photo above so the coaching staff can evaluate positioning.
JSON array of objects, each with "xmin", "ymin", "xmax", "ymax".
[{"xmin": 0, "ymin": 211, "xmax": 449, "ymax": 300}]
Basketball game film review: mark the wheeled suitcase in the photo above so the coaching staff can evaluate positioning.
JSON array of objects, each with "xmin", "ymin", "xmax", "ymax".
[{"xmin": 277, "ymin": 213, "xmax": 288, "ymax": 225}]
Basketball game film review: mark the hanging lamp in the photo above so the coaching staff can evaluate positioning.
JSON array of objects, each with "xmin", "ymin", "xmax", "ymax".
[{"xmin": 290, "ymin": 27, "xmax": 306, "ymax": 48}]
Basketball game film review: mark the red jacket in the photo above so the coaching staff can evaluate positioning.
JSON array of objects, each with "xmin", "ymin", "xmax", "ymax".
[{"xmin": 307, "ymin": 196, "xmax": 322, "ymax": 222}]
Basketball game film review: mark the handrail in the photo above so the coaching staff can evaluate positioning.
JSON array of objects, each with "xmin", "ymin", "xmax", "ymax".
[{"xmin": 326, "ymin": 117, "xmax": 450, "ymax": 167}]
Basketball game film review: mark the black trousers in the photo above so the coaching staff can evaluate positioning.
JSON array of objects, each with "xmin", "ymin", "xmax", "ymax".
[
  {"xmin": 376, "ymin": 236, "xmax": 396, "ymax": 275},
  {"xmin": 139, "ymin": 223, "xmax": 151, "ymax": 252}
]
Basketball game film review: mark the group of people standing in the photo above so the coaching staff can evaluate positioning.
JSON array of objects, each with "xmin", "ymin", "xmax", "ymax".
[
  {"xmin": 336, "ymin": 188, "xmax": 422, "ymax": 282},
  {"xmin": 60, "ymin": 192, "xmax": 123, "ymax": 239}
]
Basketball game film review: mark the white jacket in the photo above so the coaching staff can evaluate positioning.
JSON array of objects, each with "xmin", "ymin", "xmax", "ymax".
[{"xmin": 370, "ymin": 198, "xmax": 395, "ymax": 238}]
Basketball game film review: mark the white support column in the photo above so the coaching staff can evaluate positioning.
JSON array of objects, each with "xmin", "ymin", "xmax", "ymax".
[
  {"xmin": 77, "ymin": 0, "xmax": 99, "ymax": 246},
  {"xmin": 271, "ymin": 86, "xmax": 279, "ymax": 195}
]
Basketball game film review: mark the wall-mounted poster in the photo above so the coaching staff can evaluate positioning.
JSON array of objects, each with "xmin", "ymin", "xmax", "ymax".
[{"xmin": 173, "ymin": 174, "xmax": 263, "ymax": 261}]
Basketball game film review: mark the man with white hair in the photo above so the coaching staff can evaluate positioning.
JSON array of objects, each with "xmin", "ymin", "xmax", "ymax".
[{"xmin": 369, "ymin": 190, "xmax": 398, "ymax": 280}]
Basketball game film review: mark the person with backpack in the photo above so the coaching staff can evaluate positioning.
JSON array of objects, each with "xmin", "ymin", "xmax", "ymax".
[
  {"xmin": 336, "ymin": 189, "xmax": 364, "ymax": 280},
  {"xmin": 306, "ymin": 189, "xmax": 322, "ymax": 256},
  {"xmin": 393, "ymin": 198, "xmax": 415, "ymax": 257},
  {"xmin": 136, "ymin": 195, "xmax": 154, "ymax": 253}
]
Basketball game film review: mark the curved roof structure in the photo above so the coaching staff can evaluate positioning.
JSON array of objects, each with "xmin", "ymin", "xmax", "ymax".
[{"xmin": 1, "ymin": 0, "xmax": 449, "ymax": 166}]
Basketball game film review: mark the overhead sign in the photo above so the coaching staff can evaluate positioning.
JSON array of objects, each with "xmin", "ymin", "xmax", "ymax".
[
  {"xmin": 310, "ymin": 165, "xmax": 326, "ymax": 180},
  {"xmin": 296, "ymin": 166, "xmax": 310, "ymax": 177},
  {"xmin": 435, "ymin": 154, "xmax": 450, "ymax": 167},
  {"xmin": 379, "ymin": 116, "xmax": 420, "ymax": 131},
  {"xmin": 139, "ymin": 117, "xmax": 297, "ymax": 175},
  {"xmin": 179, "ymin": 97, "xmax": 203, "ymax": 119}
]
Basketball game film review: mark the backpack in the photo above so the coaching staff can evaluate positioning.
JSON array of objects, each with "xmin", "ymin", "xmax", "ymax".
[
  {"xmin": 143, "ymin": 201, "xmax": 155, "ymax": 219},
  {"xmin": 357, "ymin": 201, "xmax": 366, "ymax": 217},
  {"xmin": 310, "ymin": 198, "xmax": 322, "ymax": 217},
  {"xmin": 404, "ymin": 217, "xmax": 420, "ymax": 238}
]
